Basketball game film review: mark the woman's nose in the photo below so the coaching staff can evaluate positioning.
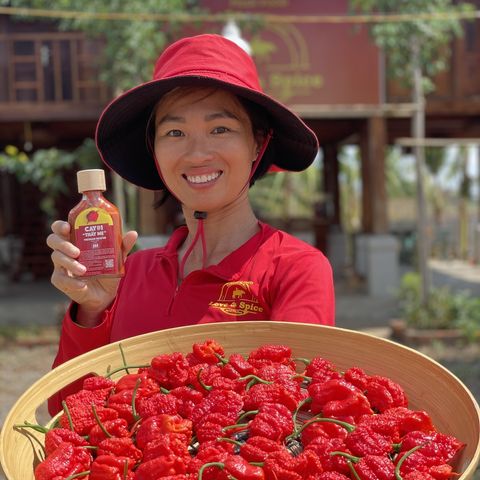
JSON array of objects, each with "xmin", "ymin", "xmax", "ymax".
[{"xmin": 183, "ymin": 135, "xmax": 215, "ymax": 163}]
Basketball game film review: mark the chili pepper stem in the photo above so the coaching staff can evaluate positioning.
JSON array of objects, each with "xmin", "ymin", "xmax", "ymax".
[
  {"xmin": 293, "ymin": 357, "xmax": 311, "ymax": 366},
  {"xmin": 197, "ymin": 368, "xmax": 213, "ymax": 391},
  {"xmin": 222, "ymin": 422, "xmax": 249, "ymax": 432},
  {"xmin": 291, "ymin": 396, "xmax": 312, "ymax": 433},
  {"xmin": 92, "ymin": 404, "xmax": 112, "ymax": 438},
  {"xmin": 65, "ymin": 471, "xmax": 90, "ymax": 480},
  {"xmin": 131, "ymin": 378, "xmax": 142, "ymax": 422},
  {"xmin": 216, "ymin": 437, "xmax": 243, "ymax": 447},
  {"xmin": 105, "ymin": 364, "xmax": 150, "ymax": 378},
  {"xmin": 118, "ymin": 343, "xmax": 130, "ymax": 374},
  {"xmin": 62, "ymin": 400, "xmax": 74, "ymax": 431},
  {"xmin": 347, "ymin": 460, "xmax": 362, "ymax": 480},
  {"xmin": 238, "ymin": 374, "xmax": 274, "ymax": 391},
  {"xmin": 395, "ymin": 443, "xmax": 429, "ymax": 480},
  {"xmin": 13, "ymin": 421, "xmax": 49, "ymax": 434},
  {"xmin": 236, "ymin": 410, "xmax": 259, "ymax": 424},
  {"xmin": 198, "ymin": 461, "xmax": 225, "ymax": 480},
  {"xmin": 215, "ymin": 352, "xmax": 229, "ymax": 365}
]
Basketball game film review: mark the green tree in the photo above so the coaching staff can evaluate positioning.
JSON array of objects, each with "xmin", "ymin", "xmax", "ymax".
[{"xmin": 349, "ymin": 0, "xmax": 474, "ymax": 304}]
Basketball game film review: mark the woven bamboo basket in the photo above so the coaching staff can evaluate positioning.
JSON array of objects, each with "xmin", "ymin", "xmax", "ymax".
[{"xmin": 1, "ymin": 322, "xmax": 479, "ymax": 479}]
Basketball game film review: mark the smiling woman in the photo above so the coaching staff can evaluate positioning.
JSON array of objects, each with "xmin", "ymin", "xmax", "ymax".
[{"xmin": 45, "ymin": 33, "xmax": 335, "ymax": 415}]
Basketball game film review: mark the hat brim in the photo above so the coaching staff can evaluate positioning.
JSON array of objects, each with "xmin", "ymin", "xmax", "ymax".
[{"xmin": 96, "ymin": 75, "xmax": 319, "ymax": 190}]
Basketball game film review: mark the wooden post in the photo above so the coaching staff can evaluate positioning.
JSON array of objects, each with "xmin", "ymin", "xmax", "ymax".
[
  {"xmin": 360, "ymin": 115, "xmax": 388, "ymax": 234},
  {"xmin": 322, "ymin": 143, "xmax": 341, "ymax": 227}
]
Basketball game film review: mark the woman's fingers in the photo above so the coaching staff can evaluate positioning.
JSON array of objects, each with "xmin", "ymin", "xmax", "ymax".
[
  {"xmin": 122, "ymin": 230, "xmax": 138, "ymax": 259},
  {"xmin": 50, "ymin": 250, "xmax": 86, "ymax": 276}
]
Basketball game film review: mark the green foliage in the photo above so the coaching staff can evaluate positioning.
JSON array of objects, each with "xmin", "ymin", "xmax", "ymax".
[
  {"xmin": 0, "ymin": 139, "xmax": 101, "ymax": 219},
  {"xmin": 249, "ymin": 167, "xmax": 322, "ymax": 221},
  {"xmin": 398, "ymin": 272, "xmax": 480, "ymax": 340},
  {"xmin": 7, "ymin": 0, "xmax": 200, "ymax": 91},
  {"xmin": 349, "ymin": 0, "xmax": 474, "ymax": 93}
]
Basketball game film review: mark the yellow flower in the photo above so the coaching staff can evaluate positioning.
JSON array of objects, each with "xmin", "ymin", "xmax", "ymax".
[
  {"xmin": 5, "ymin": 145, "xmax": 19, "ymax": 156},
  {"xmin": 18, "ymin": 153, "xmax": 29, "ymax": 163}
]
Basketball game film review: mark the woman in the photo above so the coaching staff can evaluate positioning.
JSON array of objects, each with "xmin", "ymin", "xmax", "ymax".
[{"xmin": 47, "ymin": 34, "xmax": 334, "ymax": 412}]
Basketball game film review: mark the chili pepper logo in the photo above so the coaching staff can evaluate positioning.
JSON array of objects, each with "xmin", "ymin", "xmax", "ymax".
[
  {"xmin": 209, "ymin": 281, "xmax": 264, "ymax": 316},
  {"xmin": 86, "ymin": 210, "xmax": 99, "ymax": 223}
]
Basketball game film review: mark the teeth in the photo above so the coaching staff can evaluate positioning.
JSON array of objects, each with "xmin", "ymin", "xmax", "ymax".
[{"xmin": 186, "ymin": 172, "xmax": 221, "ymax": 184}]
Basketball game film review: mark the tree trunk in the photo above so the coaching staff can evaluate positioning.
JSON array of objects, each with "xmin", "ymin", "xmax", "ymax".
[{"xmin": 411, "ymin": 37, "xmax": 430, "ymax": 305}]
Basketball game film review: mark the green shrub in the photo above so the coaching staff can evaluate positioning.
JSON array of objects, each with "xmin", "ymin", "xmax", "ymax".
[{"xmin": 398, "ymin": 272, "xmax": 480, "ymax": 340}]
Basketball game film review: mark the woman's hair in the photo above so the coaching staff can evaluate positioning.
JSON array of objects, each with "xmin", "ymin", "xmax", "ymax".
[{"xmin": 150, "ymin": 87, "xmax": 273, "ymax": 209}]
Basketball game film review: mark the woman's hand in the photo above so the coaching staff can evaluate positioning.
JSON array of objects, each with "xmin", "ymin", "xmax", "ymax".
[{"xmin": 47, "ymin": 220, "xmax": 138, "ymax": 327}]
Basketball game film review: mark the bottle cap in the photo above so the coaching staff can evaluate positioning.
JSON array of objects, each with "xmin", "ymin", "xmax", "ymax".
[{"xmin": 77, "ymin": 169, "xmax": 106, "ymax": 193}]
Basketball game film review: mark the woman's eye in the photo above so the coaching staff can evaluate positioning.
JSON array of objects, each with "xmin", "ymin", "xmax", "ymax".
[
  {"xmin": 212, "ymin": 126, "xmax": 230, "ymax": 134},
  {"xmin": 166, "ymin": 129, "xmax": 183, "ymax": 137}
]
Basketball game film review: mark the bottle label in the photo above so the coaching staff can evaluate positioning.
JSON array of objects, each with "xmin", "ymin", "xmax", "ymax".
[{"xmin": 74, "ymin": 207, "xmax": 118, "ymax": 276}]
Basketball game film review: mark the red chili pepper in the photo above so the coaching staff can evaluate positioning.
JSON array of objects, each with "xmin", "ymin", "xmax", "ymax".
[
  {"xmin": 199, "ymin": 454, "xmax": 265, "ymax": 480},
  {"xmin": 331, "ymin": 451, "xmax": 395, "ymax": 480},
  {"xmin": 189, "ymin": 339, "xmax": 225, "ymax": 365},
  {"xmin": 262, "ymin": 449, "xmax": 305, "ymax": 480},
  {"xmin": 313, "ymin": 473, "xmax": 351, "ymax": 480},
  {"xmin": 114, "ymin": 372, "xmax": 159, "ymax": 394},
  {"xmin": 248, "ymin": 402, "xmax": 294, "ymax": 442},
  {"xmin": 136, "ymin": 391, "xmax": 178, "ymax": 418},
  {"xmin": 304, "ymin": 357, "xmax": 342, "ymax": 385},
  {"xmin": 89, "ymin": 454, "xmax": 135, "ymax": 480},
  {"xmin": 248, "ymin": 344, "xmax": 294, "ymax": 369},
  {"xmin": 240, "ymin": 436, "xmax": 284, "ymax": 463},
  {"xmin": 82, "ymin": 376, "xmax": 116, "ymax": 392},
  {"xmin": 106, "ymin": 389, "xmax": 138, "ymax": 424},
  {"xmin": 345, "ymin": 425, "xmax": 394, "ymax": 457},
  {"xmin": 133, "ymin": 454, "xmax": 188, "ymax": 480},
  {"xmin": 395, "ymin": 431, "xmax": 464, "ymax": 477},
  {"xmin": 308, "ymin": 378, "xmax": 373, "ymax": 422},
  {"xmin": 300, "ymin": 419, "xmax": 349, "ymax": 446},
  {"xmin": 44, "ymin": 428, "xmax": 89, "ymax": 456},
  {"xmin": 135, "ymin": 414, "xmax": 193, "ymax": 449},
  {"xmin": 382, "ymin": 407, "xmax": 435, "ymax": 436},
  {"xmin": 34, "ymin": 442, "xmax": 92, "ymax": 480},
  {"xmin": 365, "ymin": 375, "xmax": 408, "ymax": 413},
  {"xmin": 97, "ymin": 437, "xmax": 142, "ymax": 462},
  {"xmin": 304, "ymin": 437, "xmax": 351, "ymax": 475},
  {"xmin": 142, "ymin": 432, "xmax": 190, "ymax": 462},
  {"xmin": 59, "ymin": 403, "xmax": 119, "ymax": 436},
  {"xmin": 88, "ymin": 418, "xmax": 130, "ymax": 446},
  {"xmin": 225, "ymin": 353, "xmax": 256, "ymax": 377},
  {"xmin": 188, "ymin": 363, "xmax": 222, "ymax": 392},
  {"xmin": 168, "ymin": 386, "xmax": 204, "ymax": 419},
  {"xmin": 243, "ymin": 383, "xmax": 299, "ymax": 412},
  {"xmin": 196, "ymin": 412, "xmax": 237, "ymax": 443},
  {"xmin": 343, "ymin": 367, "xmax": 370, "ymax": 391},
  {"xmin": 190, "ymin": 389, "xmax": 244, "ymax": 426},
  {"xmin": 147, "ymin": 352, "xmax": 190, "ymax": 389}
]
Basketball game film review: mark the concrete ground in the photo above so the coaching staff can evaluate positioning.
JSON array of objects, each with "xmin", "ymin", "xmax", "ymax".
[{"xmin": 0, "ymin": 259, "xmax": 479, "ymax": 331}]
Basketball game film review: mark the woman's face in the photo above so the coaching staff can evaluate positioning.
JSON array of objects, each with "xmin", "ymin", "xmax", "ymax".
[{"xmin": 153, "ymin": 88, "xmax": 259, "ymax": 213}]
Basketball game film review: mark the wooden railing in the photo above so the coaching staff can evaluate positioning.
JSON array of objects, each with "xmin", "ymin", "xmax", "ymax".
[{"xmin": 0, "ymin": 31, "xmax": 110, "ymax": 121}]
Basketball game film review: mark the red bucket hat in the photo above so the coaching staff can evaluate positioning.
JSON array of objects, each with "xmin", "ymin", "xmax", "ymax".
[{"xmin": 96, "ymin": 34, "xmax": 319, "ymax": 191}]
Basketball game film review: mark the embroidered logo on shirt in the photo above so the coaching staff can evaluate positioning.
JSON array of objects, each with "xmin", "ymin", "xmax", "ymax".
[{"xmin": 209, "ymin": 281, "xmax": 264, "ymax": 316}]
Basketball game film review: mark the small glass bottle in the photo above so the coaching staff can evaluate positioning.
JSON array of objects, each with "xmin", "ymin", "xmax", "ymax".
[{"xmin": 68, "ymin": 169, "xmax": 124, "ymax": 277}]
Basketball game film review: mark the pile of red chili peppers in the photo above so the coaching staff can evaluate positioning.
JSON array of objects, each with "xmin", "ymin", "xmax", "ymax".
[{"xmin": 19, "ymin": 340, "xmax": 465, "ymax": 480}]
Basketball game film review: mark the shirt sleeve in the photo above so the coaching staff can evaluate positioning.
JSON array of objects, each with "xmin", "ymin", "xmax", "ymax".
[
  {"xmin": 268, "ymin": 250, "xmax": 335, "ymax": 326},
  {"xmin": 48, "ymin": 302, "xmax": 114, "ymax": 415}
]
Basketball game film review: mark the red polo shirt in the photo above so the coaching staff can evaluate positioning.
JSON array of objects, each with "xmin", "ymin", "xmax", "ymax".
[{"xmin": 49, "ymin": 222, "xmax": 334, "ymax": 413}]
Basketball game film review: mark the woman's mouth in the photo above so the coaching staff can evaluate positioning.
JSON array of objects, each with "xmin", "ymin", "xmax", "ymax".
[{"xmin": 184, "ymin": 171, "xmax": 222, "ymax": 185}]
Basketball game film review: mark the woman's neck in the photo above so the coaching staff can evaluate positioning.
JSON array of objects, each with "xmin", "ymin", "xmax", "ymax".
[{"xmin": 178, "ymin": 200, "xmax": 260, "ymax": 275}]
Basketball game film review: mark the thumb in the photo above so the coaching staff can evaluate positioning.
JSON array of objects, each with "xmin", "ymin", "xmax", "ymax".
[{"xmin": 122, "ymin": 230, "xmax": 139, "ymax": 258}]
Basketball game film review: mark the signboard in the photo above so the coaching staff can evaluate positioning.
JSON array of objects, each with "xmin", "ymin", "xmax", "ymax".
[{"xmin": 198, "ymin": 0, "xmax": 381, "ymax": 106}]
